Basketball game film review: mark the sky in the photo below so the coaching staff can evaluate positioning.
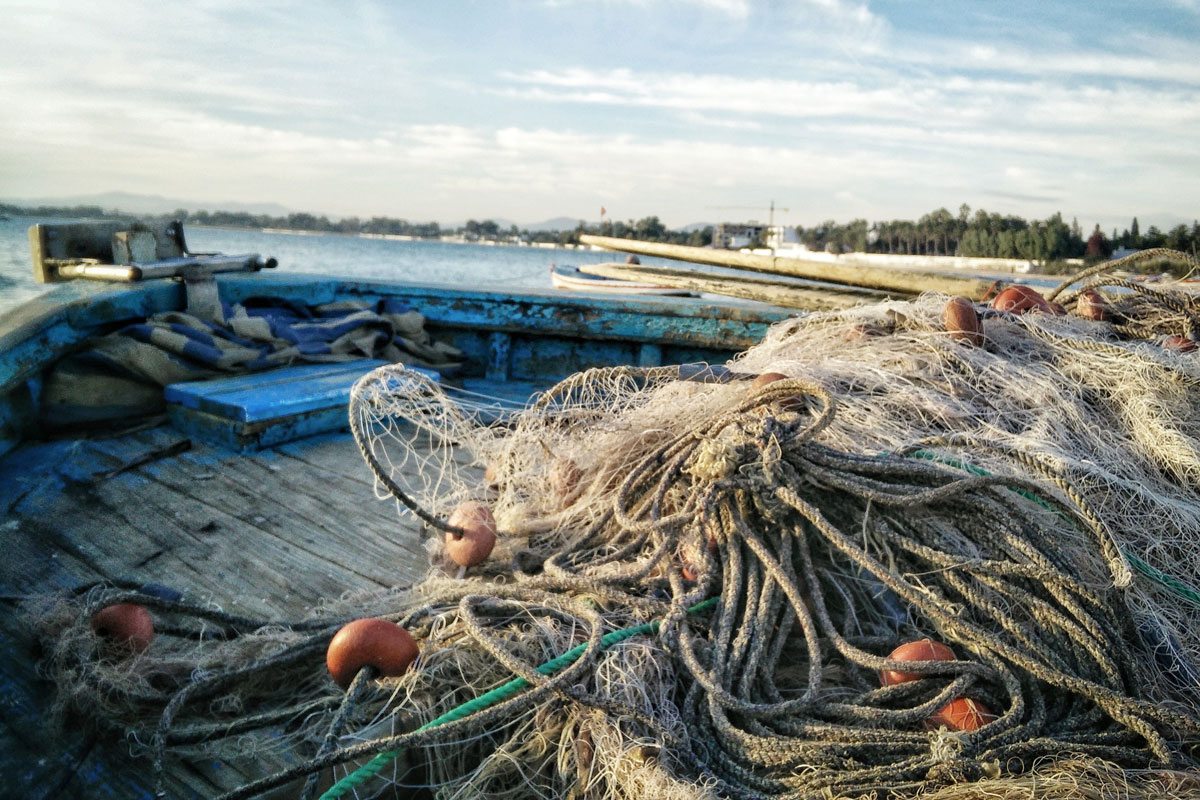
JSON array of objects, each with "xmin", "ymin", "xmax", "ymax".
[{"xmin": 1, "ymin": 0, "xmax": 1198, "ymax": 231}]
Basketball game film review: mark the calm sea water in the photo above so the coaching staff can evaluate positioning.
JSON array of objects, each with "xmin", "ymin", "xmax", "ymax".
[
  {"xmin": 0, "ymin": 216, "xmax": 677, "ymax": 316},
  {"xmin": 0, "ymin": 215, "xmax": 1061, "ymax": 317}
]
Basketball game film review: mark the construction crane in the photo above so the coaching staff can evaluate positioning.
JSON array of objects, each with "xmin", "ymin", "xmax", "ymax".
[
  {"xmin": 706, "ymin": 201, "xmax": 791, "ymax": 250},
  {"xmin": 706, "ymin": 200, "xmax": 790, "ymax": 228}
]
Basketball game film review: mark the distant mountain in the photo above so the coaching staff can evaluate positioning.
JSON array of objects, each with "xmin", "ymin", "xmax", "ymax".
[
  {"xmin": 523, "ymin": 216, "xmax": 586, "ymax": 232},
  {"xmin": 442, "ymin": 218, "xmax": 519, "ymax": 231},
  {"xmin": 440, "ymin": 216, "xmax": 583, "ymax": 232},
  {"xmin": 520, "ymin": 218, "xmax": 714, "ymax": 233},
  {"xmin": 3, "ymin": 191, "xmax": 294, "ymax": 217}
]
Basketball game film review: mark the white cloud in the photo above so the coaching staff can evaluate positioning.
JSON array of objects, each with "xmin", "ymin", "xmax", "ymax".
[
  {"xmin": 498, "ymin": 67, "xmax": 1200, "ymax": 144},
  {"xmin": 691, "ymin": 0, "xmax": 750, "ymax": 16},
  {"xmin": 807, "ymin": 0, "xmax": 881, "ymax": 27},
  {"xmin": 499, "ymin": 68, "xmax": 924, "ymax": 120},
  {"xmin": 1, "ymin": 0, "xmax": 1197, "ymax": 225},
  {"xmin": 542, "ymin": 0, "xmax": 750, "ymax": 17},
  {"xmin": 902, "ymin": 38, "xmax": 1200, "ymax": 85}
]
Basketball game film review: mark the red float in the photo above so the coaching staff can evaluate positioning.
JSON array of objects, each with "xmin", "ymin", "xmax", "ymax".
[
  {"xmin": 750, "ymin": 372, "xmax": 804, "ymax": 411},
  {"xmin": 879, "ymin": 639, "xmax": 956, "ymax": 686},
  {"xmin": 1076, "ymin": 290, "xmax": 1109, "ymax": 321},
  {"xmin": 484, "ymin": 463, "xmax": 503, "ymax": 492},
  {"xmin": 91, "ymin": 603, "xmax": 155, "ymax": 653},
  {"xmin": 942, "ymin": 297, "xmax": 983, "ymax": 347},
  {"xmin": 926, "ymin": 697, "xmax": 997, "ymax": 731},
  {"xmin": 992, "ymin": 285, "xmax": 1054, "ymax": 315},
  {"xmin": 549, "ymin": 456, "xmax": 583, "ymax": 507},
  {"xmin": 1163, "ymin": 335, "xmax": 1198, "ymax": 353},
  {"xmin": 326, "ymin": 618, "xmax": 419, "ymax": 689},
  {"xmin": 750, "ymin": 372, "xmax": 789, "ymax": 391},
  {"xmin": 842, "ymin": 322, "xmax": 880, "ymax": 341},
  {"xmin": 445, "ymin": 501, "xmax": 498, "ymax": 567}
]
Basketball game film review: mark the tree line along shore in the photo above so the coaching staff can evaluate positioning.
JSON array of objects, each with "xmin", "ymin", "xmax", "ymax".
[{"xmin": 4, "ymin": 202, "xmax": 1196, "ymax": 274}]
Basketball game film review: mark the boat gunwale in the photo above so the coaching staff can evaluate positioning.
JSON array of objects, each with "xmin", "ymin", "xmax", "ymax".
[{"xmin": 0, "ymin": 273, "xmax": 790, "ymax": 391}]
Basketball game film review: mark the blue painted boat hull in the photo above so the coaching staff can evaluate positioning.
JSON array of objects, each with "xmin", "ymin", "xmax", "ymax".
[{"xmin": 0, "ymin": 273, "xmax": 790, "ymax": 456}]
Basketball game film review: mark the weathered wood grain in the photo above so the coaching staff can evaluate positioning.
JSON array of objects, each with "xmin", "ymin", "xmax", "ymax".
[
  {"xmin": 579, "ymin": 234, "xmax": 998, "ymax": 299},
  {"xmin": 579, "ymin": 261, "xmax": 889, "ymax": 310},
  {"xmin": 0, "ymin": 423, "xmax": 445, "ymax": 799}
]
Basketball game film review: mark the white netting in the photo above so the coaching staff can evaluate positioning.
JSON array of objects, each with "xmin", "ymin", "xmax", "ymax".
[{"xmin": 33, "ymin": 252, "xmax": 1200, "ymax": 800}]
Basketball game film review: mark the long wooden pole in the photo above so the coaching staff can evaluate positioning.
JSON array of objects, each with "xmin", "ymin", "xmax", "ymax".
[
  {"xmin": 578, "ymin": 235, "xmax": 995, "ymax": 300},
  {"xmin": 578, "ymin": 262, "xmax": 883, "ymax": 311}
]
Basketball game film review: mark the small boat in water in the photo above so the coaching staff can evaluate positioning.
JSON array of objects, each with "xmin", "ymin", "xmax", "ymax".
[{"xmin": 550, "ymin": 262, "xmax": 693, "ymax": 295}]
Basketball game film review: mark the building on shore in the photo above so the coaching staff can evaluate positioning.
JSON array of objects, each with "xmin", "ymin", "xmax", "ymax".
[
  {"xmin": 714, "ymin": 222, "xmax": 798, "ymax": 250},
  {"xmin": 713, "ymin": 222, "xmax": 767, "ymax": 249}
]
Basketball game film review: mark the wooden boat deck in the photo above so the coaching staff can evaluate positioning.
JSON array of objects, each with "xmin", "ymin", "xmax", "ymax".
[
  {"xmin": 1, "ymin": 419, "xmax": 464, "ymax": 799},
  {"xmin": 0, "ymin": 270, "xmax": 793, "ymax": 798}
]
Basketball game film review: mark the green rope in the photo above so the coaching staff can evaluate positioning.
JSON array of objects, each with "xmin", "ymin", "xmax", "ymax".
[
  {"xmin": 904, "ymin": 449, "xmax": 1200, "ymax": 606},
  {"xmin": 318, "ymin": 597, "xmax": 718, "ymax": 800},
  {"xmin": 1125, "ymin": 552, "xmax": 1200, "ymax": 606},
  {"xmin": 319, "ymin": 448, "xmax": 1199, "ymax": 800}
]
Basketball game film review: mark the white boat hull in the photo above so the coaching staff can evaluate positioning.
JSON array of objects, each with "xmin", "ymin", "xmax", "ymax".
[{"xmin": 551, "ymin": 263, "xmax": 692, "ymax": 296}]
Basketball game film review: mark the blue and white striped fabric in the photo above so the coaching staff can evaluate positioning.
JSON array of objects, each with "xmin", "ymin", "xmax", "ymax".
[{"xmin": 40, "ymin": 297, "xmax": 464, "ymax": 427}]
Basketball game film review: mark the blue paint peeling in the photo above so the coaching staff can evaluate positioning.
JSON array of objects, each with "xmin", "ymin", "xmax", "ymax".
[{"xmin": 0, "ymin": 274, "xmax": 791, "ymax": 459}]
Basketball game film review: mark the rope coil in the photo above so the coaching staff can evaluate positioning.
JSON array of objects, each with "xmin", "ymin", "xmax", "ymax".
[{"xmin": 28, "ymin": 253, "xmax": 1200, "ymax": 800}]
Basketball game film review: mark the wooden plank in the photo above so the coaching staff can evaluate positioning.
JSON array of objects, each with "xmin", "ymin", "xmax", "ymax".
[
  {"xmin": 167, "ymin": 403, "xmax": 352, "ymax": 451},
  {"xmin": 0, "ymin": 624, "xmax": 166, "ymax": 800},
  {"xmin": 4, "ymin": 434, "xmax": 407, "ymax": 617},
  {"xmin": 0, "ymin": 436, "xmax": 295, "ymax": 798},
  {"xmin": 163, "ymin": 361, "xmax": 444, "ymax": 450},
  {"xmin": 164, "ymin": 360, "xmax": 398, "ymax": 422},
  {"xmin": 167, "ymin": 451, "xmax": 431, "ymax": 589},
  {"xmin": 275, "ymin": 432, "xmax": 388, "ymax": 488},
  {"xmin": 166, "ymin": 361, "xmax": 386, "ymax": 406},
  {"xmin": 0, "ymin": 424, "xmax": 445, "ymax": 797},
  {"xmin": 579, "ymin": 261, "xmax": 892, "ymax": 298},
  {"xmin": 83, "ymin": 428, "xmax": 431, "ymax": 592},
  {"xmin": 579, "ymin": 234, "xmax": 998, "ymax": 300},
  {"xmin": 578, "ymin": 262, "xmax": 881, "ymax": 311}
]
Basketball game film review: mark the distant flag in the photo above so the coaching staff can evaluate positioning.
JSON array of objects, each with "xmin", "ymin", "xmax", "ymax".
[{"xmin": 600, "ymin": 207, "xmax": 607, "ymax": 217}]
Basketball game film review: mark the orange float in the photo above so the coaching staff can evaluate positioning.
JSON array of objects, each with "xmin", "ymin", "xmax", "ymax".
[
  {"xmin": 326, "ymin": 618, "xmax": 419, "ymax": 689},
  {"xmin": 751, "ymin": 371, "xmax": 788, "ymax": 390},
  {"xmin": 750, "ymin": 372, "xmax": 804, "ymax": 411},
  {"xmin": 91, "ymin": 603, "xmax": 155, "ymax": 653},
  {"xmin": 942, "ymin": 297, "xmax": 983, "ymax": 346},
  {"xmin": 680, "ymin": 536, "xmax": 718, "ymax": 582},
  {"xmin": 445, "ymin": 501, "xmax": 498, "ymax": 567},
  {"xmin": 926, "ymin": 698, "xmax": 996, "ymax": 731},
  {"xmin": 842, "ymin": 322, "xmax": 880, "ymax": 341},
  {"xmin": 1076, "ymin": 290, "xmax": 1109, "ymax": 321},
  {"xmin": 1163, "ymin": 335, "xmax": 1198, "ymax": 353},
  {"xmin": 484, "ymin": 463, "xmax": 503, "ymax": 492},
  {"xmin": 992, "ymin": 285, "xmax": 1054, "ymax": 315},
  {"xmin": 879, "ymin": 639, "xmax": 956, "ymax": 686}
]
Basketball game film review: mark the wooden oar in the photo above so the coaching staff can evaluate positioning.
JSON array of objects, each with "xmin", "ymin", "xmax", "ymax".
[
  {"xmin": 579, "ymin": 235, "xmax": 996, "ymax": 300},
  {"xmin": 578, "ymin": 262, "xmax": 885, "ymax": 311}
]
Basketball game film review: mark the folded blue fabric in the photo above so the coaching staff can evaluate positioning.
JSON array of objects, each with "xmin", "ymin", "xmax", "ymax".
[{"xmin": 40, "ymin": 297, "xmax": 463, "ymax": 428}]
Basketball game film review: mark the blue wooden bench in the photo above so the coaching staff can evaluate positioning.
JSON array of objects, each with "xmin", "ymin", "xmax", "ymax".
[{"xmin": 164, "ymin": 360, "xmax": 439, "ymax": 450}]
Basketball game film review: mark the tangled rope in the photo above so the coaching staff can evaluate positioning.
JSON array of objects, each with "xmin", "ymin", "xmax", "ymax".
[{"xmin": 29, "ymin": 253, "xmax": 1200, "ymax": 800}]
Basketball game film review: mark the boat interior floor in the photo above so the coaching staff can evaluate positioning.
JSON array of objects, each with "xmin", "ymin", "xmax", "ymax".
[{"xmin": 1, "ymin": 413, "xmax": 469, "ymax": 798}]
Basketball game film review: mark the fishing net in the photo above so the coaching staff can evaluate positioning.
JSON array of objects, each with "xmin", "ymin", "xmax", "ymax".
[{"xmin": 29, "ymin": 250, "xmax": 1200, "ymax": 800}]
